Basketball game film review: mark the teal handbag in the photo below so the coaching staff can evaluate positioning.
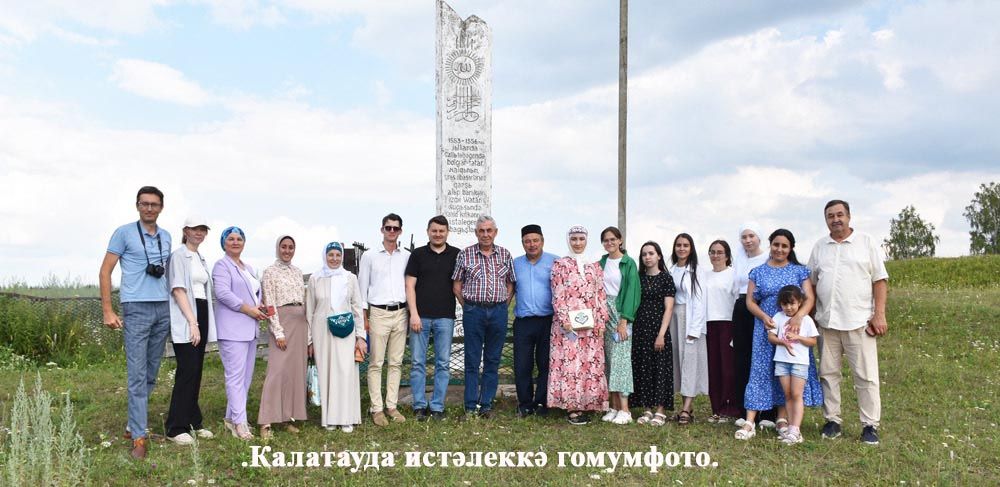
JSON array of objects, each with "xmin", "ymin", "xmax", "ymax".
[{"xmin": 327, "ymin": 312, "xmax": 355, "ymax": 338}]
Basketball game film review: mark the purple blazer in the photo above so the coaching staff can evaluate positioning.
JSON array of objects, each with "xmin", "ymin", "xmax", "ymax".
[{"xmin": 212, "ymin": 256, "xmax": 261, "ymax": 342}]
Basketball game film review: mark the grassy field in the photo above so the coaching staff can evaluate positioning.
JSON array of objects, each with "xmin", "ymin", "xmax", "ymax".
[{"xmin": 1, "ymin": 257, "xmax": 999, "ymax": 485}]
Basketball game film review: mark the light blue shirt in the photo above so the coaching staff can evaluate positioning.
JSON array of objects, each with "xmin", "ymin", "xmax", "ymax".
[
  {"xmin": 513, "ymin": 252, "xmax": 557, "ymax": 318},
  {"xmin": 107, "ymin": 221, "xmax": 172, "ymax": 302}
]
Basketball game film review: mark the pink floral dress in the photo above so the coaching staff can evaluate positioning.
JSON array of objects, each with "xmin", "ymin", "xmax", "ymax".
[{"xmin": 547, "ymin": 257, "xmax": 610, "ymax": 411}]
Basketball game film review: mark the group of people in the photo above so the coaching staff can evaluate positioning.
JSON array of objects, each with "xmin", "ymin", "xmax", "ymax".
[{"xmin": 100, "ymin": 186, "xmax": 888, "ymax": 460}]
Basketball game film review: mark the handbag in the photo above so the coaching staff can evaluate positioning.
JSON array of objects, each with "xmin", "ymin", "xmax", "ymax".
[
  {"xmin": 568, "ymin": 308, "xmax": 595, "ymax": 330},
  {"xmin": 327, "ymin": 312, "xmax": 355, "ymax": 338},
  {"xmin": 306, "ymin": 359, "xmax": 320, "ymax": 407}
]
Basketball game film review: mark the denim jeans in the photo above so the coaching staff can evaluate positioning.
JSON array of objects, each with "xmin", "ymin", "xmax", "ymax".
[
  {"xmin": 409, "ymin": 317, "xmax": 455, "ymax": 412},
  {"xmin": 121, "ymin": 301, "xmax": 171, "ymax": 440},
  {"xmin": 462, "ymin": 302, "xmax": 508, "ymax": 411}
]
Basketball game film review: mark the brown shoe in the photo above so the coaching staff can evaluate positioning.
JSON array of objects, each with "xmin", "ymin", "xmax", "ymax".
[
  {"xmin": 371, "ymin": 411, "xmax": 389, "ymax": 427},
  {"xmin": 386, "ymin": 409, "xmax": 406, "ymax": 423},
  {"xmin": 130, "ymin": 438, "xmax": 147, "ymax": 459}
]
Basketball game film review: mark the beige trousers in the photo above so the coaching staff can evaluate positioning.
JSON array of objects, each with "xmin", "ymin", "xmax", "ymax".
[
  {"xmin": 367, "ymin": 307, "xmax": 408, "ymax": 412},
  {"xmin": 818, "ymin": 326, "xmax": 881, "ymax": 427}
]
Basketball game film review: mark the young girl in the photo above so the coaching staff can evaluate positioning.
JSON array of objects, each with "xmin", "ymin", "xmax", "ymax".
[{"xmin": 767, "ymin": 285, "xmax": 820, "ymax": 444}]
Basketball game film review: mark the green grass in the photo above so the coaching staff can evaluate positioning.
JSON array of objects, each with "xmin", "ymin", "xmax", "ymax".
[{"xmin": 2, "ymin": 256, "xmax": 999, "ymax": 485}]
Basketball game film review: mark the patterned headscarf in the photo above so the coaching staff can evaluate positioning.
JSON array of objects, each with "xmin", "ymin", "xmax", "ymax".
[
  {"xmin": 219, "ymin": 226, "xmax": 245, "ymax": 250},
  {"xmin": 566, "ymin": 225, "xmax": 591, "ymax": 275}
]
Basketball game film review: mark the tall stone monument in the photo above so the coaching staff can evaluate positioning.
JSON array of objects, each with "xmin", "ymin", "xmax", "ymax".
[{"xmin": 436, "ymin": 0, "xmax": 492, "ymax": 245}]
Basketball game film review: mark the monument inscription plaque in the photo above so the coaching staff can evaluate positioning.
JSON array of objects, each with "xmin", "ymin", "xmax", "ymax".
[{"xmin": 436, "ymin": 0, "xmax": 492, "ymax": 243}]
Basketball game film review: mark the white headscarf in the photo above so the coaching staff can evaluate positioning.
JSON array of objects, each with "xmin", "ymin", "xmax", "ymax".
[
  {"xmin": 273, "ymin": 235, "xmax": 296, "ymax": 268},
  {"xmin": 734, "ymin": 222, "xmax": 764, "ymax": 265},
  {"xmin": 566, "ymin": 225, "xmax": 592, "ymax": 276},
  {"xmin": 316, "ymin": 242, "xmax": 349, "ymax": 312}
]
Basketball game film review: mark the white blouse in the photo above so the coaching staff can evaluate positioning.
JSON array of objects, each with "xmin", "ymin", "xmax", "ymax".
[
  {"xmin": 735, "ymin": 251, "xmax": 768, "ymax": 294},
  {"xmin": 190, "ymin": 256, "xmax": 210, "ymax": 300},
  {"xmin": 703, "ymin": 267, "xmax": 738, "ymax": 321},
  {"xmin": 603, "ymin": 257, "xmax": 622, "ymax": 296}
]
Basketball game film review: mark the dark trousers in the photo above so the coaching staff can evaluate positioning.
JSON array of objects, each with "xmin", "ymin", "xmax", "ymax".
[
  {"xmin": 707, "ymin": 320, "xmax": 741, "ymax": 417},
  {"xmin": 733, "ymin": 295, "xmax": 776, "ymax": 422},
  {"xmin": 513, "ymin": 315, "xmax": 552, "ymax": 413},
  {"xmin": 165, "ymin": 298, "xmax": 209, "ymax": 437}
]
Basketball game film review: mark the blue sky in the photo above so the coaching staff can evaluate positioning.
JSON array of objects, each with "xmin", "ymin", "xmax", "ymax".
[{"xmin": 1, "ymin": 0, "xmax": 998, "ymax": 284}]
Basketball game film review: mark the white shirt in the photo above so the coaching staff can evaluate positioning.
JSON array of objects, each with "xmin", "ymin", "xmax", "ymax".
[
  {"xmin": 703, "ymin": 267, "xmax": 738, "ymax": 321},
  {"xmin": 603, "ymin": 257, "xmax": 622, "ymax": 296},
  {"xmin": 190, "ymin": 256, "xmax": 209, "ymax": 300},
  {"xmin": 735, "ymin": 251, "xmax": 768, "ymax": 294},
  {"xmin": 770, "ymin": 312, "xmax": 819, "ymax": 365},
  {"xmin": 808, "ymin": 230, "xmax": 889, "ymax": 331},
  {"xmin": 239, "ymin": 267, "xmax": 261, "ymax": 306},
  {"xmin": 669, "ymin": 264, "xmax": 691, "ymax": 305},
  {"xmin": 358, "ymin": 243, "xmax": 410, "ymax": 309}
]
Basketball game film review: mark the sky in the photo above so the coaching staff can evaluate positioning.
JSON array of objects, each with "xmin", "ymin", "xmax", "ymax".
[{"xmin": 1, "ymin": 0, "xmax": 998, "ymax": 285}]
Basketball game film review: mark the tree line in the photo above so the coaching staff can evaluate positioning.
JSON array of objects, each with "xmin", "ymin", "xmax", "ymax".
[{"xmin": 883, "ymin": 181, "xmax": 999, "ymax": 259}]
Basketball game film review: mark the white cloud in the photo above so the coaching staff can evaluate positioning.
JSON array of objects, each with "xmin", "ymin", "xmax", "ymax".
[
  {"xmin": 196, "ymin": 0, "xmax": 286, "ymax": 30},
  {"xmin": 0, "ymin": 0, "xmax": 164, "ymax": 44},
  {"xmin": 109, "ymin": 59, "xmax": 212, "ymax": 106}
]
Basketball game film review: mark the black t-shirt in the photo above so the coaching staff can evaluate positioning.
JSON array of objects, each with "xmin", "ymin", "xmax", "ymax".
[{"xmin": 404, "ymin": 243, "xmax": 460, "ymax": 319}]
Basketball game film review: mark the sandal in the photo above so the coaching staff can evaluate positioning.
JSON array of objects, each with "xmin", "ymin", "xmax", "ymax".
[
  {"xmin": 734, "ymin": 422, "xmax": 756, "ymax": 440},
  {"xmin": 707, "ymin": 414, "xmax": 722, "ymax": 423},
  {"xmin": 637, "ymin": 411, "xmax": 654, "ymax": 425},
  {"xmin": 260, "ymin": 424, "xmax": 273, "ymax": 441},
  {"xmin": 776, "ymin": 418, "xmax": 789, "ymax": 435},
  {"xmin": 677, "ymin": 410, "xmax": 693, "ymax": 425},
  {"xmin": 649, "ymin": 413, "xmax": 667, "ymax": 427}
]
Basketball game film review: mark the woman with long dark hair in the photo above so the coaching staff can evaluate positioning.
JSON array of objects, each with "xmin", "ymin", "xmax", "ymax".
[
  {"xmin": 669, "ymin": 233, "xmax": 708, "ymax": 424},
  {"xmin": 735, "ymin": 229, "xmax": 823, "ymax": 440},
  {"xmin": 630, "ymin": 241, "xmax": 676, "ymax": 426}
]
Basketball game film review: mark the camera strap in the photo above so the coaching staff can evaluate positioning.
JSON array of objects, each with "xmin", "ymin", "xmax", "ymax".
[{"xmin": 136, "ymin": 221, "xmax": 165, "ymax": 265}]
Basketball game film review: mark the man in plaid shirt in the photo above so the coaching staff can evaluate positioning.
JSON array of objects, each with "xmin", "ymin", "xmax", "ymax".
[{"xmin": 452, "ymin": 215, "xmax": 516, "ymax": 419}]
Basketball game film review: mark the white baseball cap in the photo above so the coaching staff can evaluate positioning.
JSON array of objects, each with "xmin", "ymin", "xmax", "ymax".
[{"xmin": 183, "ymin": 215, "xmax": 210, "ymax": 229}]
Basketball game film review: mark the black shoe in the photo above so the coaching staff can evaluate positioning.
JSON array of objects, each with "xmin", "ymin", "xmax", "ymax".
[
  {"xmin": 430, "ymin": 410, "xmax": 446, "ymax": 421},
  {"xmin": 478, "ymin": 409, "xmax": 495, "ymax": 420},
  {"xmin": 861, "ymin": 425, "xmax": 879, "ymax": 445},
  {"xmin": 567, "ymin": 413, "xmax": 590, "ymax": 425},
  {"xmin": 516, "ymin": 408, "xmax": 534, "ymax": 418},
  {"xmin": 822, "ymin": 421, "xmax": 842, "ymax": 439},
  {"xmin": 534, "ymin": 405, "xmax": 549, "ymax": 417},
  {"xmin": 414, "ymin": 408, "xmax": 429, "ymax": 422}
]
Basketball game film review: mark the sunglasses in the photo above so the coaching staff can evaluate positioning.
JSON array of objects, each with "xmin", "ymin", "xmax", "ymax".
[{"xmin": 383, "ymin": 225, "xmax": 402, "ymax": 233}]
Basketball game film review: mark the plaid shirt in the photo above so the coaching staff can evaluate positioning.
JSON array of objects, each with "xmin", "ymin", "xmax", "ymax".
[{"xmin": 451, "ymin": 244, "xmax": 516, "ymax": 303}]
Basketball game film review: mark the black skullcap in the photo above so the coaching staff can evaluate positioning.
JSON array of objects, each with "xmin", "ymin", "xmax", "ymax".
[{"xmin": 521, "ymin": 224, "xmax": 543, "ymax": 237}]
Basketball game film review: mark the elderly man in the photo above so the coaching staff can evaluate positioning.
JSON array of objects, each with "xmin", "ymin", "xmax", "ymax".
[
  {"xmin": 512, "ymin": 224, "xmax": 558, "ymax": 418},
  {"xmin": 452, "ymin": 215, "xmax": 516, "ymax": 419},
  {"xmin": 808, "ymin": 200, "xmax": 889, "ymax": 445}
]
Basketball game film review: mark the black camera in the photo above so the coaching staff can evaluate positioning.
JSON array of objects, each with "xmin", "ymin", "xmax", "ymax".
[{"xmin": 146, "ymin": 263, "xmax": 165, "ymax": 278}]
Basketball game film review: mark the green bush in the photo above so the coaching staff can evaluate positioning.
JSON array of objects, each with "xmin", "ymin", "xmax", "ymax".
[{"xmin": 0, "ymin": 296, "xmax": 121, "ymax": 366}]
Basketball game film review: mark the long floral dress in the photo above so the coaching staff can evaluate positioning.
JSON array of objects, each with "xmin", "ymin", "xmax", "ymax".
[
  {"xmin": 630, "ymin": 271, "xmax": 676, "ymax": 410},
  {"xmin": 547, "ymin": 258, "xmax": 610, "ymax": 411},
  {"xmin": 744, "ymin": 263, "xmax": 824, "ymax": 411}
]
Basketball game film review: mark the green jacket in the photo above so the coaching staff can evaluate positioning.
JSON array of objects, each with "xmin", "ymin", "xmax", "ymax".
[{"xmin": 599, "ymin": 252, "xmax": 641, "ymax": 322}]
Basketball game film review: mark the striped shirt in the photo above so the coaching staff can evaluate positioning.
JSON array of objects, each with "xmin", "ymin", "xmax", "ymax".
[{"xmin": 451, "ymin": 244, "xmax": 516, "ymax": 303}]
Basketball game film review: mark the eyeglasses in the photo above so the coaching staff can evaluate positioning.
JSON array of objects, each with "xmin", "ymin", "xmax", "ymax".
[
  {"xmin": 383, "ymin": 226, "xmax": 401, "ymax": 233},
  {"xmin": 137, "ymin": 202, "xmax": 162, "ymax": 210}
]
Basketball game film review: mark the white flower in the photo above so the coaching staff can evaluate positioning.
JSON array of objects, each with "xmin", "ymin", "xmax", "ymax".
[
  {"xmin": 100, "ymin": 441, "xmax": 112, "ymax": 448},
  {"xmin": 589, "ymin": 474, "xmax": 601, "ymax": 480}
]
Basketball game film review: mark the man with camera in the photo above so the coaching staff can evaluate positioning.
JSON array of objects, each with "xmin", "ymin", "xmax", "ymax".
[{"xmin": 100, "ymin": 186, "xmax": 173, "ymax": 460}]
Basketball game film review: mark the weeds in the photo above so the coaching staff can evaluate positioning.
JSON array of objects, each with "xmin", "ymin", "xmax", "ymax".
[{"xmin": 1, "ymin": 374, "xmax": 88, "ymax": 486}]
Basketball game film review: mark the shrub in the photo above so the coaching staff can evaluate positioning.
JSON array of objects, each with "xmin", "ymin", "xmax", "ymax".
[{"xmin": 2, "ymin": 374, "xmax": 89, "ymax": 486}]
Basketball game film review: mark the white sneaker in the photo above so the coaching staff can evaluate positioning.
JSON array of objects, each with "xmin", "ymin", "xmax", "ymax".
[
  {"xmin": 611, "ymin": 410, "xmax": 633, "ymax": 425},
  {"xmin": 195, "ymin": 429, "xmax": 214, "ymax": 439},
  {"xmin": 759, "ymin": 419, "xmax": 776, "ymax": 429},
  {"xmin": 734, "ymin": 418, "xmax": 747, "ymax": 427},
  {"xmin": 341, "ymin": 425, "xmax": 354, "ymax": 433},
  {"xmin": 324, "ymin": 425, "xmax": 337, "ymax": 431},
  {"xmin": 168, "ymin": 433, "xmax": 195, "ymax": 445},
  {"xmin": 601, "ymin": 409, "xmax": 619, "ymax": 422}
]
